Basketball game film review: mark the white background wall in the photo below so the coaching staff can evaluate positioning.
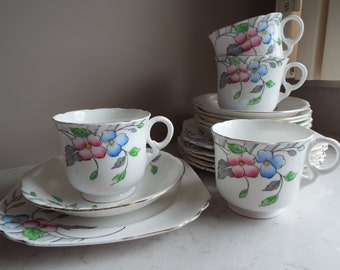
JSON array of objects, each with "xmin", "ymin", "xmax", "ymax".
[{"xmin": 2, "ymin": 0, "xmax": 338, "ymax": 169}]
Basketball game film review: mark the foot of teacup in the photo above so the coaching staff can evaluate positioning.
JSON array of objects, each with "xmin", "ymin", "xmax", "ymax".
[
  {"xmin": 227, "ymin": 203, "xmax": 284, "ymax": 219},
  {"xmin": 81, "ymin": 186, "xmax": 136, "ymax": 203}
]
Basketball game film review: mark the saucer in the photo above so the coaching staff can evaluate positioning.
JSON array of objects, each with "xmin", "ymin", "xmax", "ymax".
[
  {"xmin": 193, "ymin": 93, "xmax": 310, "ymax": 119},
  {"xmin": 21, "ymin": 151, "xmax": 185, "ymax": 217},
  {"xmin": 0, "ymin": 161, "xmax": 211, "ymax": 247}
]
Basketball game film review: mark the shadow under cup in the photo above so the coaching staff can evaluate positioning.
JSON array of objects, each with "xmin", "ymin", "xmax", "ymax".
[
  {"xmin": 53, "ymin": 108, "xmax": 174, "ymax": 203},
  {"xmin": 211, "ymin": 119, "xmax": 340, "ymax": 219}
]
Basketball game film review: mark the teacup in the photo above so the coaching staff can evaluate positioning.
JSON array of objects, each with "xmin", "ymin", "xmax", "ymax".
[
  {"xmin": 209, "ymin": 12, "xmax": 304, "ymax": 57},
  {"xmin": 211, "ymin": 119, "xmax": 340, "ymax": 219},
  {"xmin": 53, "ymin": 108, "xmax": 174, "ymax": 203},
  {"xmin": 216, "ymin": 55, "xmax": 307, "ymax": 112}
]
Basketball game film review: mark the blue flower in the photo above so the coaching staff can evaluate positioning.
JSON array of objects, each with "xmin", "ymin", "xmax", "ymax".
[
  {"xmin": 101, "ymin": 131, "xmax": 129, "ymax": 157},
  {"xmin": 258, "ymin": 21, "xmax": 275, "ymax": 44},
  {"xmin": 1, "ymin": 214, "xmax": 29, "ymax": 229},
  {"xmin": 248, "ymin": 60, "xmax": 268, "ymax": 83},
  {"xmin": 255, "ymin": 150, "xmax": 285, "ymax": 178}
]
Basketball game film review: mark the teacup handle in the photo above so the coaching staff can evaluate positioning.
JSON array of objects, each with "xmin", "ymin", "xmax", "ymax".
[
  {"xmin": 281, "ymin": 14, "xmax": 304, "ymax": 57},
  {"xmin": 301, "ymin": 137, "xmax": 340, "ymax": 186},
  {"xmin": 146, "ymin": 116, "xmax": 174, "ymax": 163},
  {"xmin": 279, "ymin": 62, "xmax": 308, "ymax": 103}
]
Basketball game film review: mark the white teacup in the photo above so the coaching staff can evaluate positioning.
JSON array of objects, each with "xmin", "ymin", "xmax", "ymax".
[
  {"xmin": 211, "ymin": 119, "xmax": 340, "ymax": 219},
  {"xmin": 209, "ymin": 12, "xmax": 304, "ymax": 57},
  {"xmin": 53, "ymin": 108, "xmax": 174, "ymax": 203},
  {"xmin": 216, "ymin": 55, "xmax": 307, "ymax": 112}
]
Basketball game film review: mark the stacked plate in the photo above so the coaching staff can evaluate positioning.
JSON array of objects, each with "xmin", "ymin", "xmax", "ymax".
[
  {"xmin": 0, "ymin": 151, "xmax": 211, "ymax": 247},
  {"xmin": 177, "ymin": 93, "xmax": 328, "ymax": 172}
]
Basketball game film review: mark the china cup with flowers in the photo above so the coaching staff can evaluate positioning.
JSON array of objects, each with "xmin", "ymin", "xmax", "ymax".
[
  {"xmin": 211, "ymin": 119, "xmax": 340, "ymax": 219},
  {"xmin": 53, "ymin": 108, "xmax": 174, "ymax": 203},
  {"xmin": 209, "ymin": 12, "xmax": 304, "ymax": 57}
]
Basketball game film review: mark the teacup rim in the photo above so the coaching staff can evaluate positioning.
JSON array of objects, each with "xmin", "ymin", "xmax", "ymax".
[
  {"xmin": 209, "ymin": 12, "xmax": 283, "ymax": 37},
  {"xmin": 211, "ymin": 119, "xmax": 314, "ymax": 144},
  {"xmin": 215, "ymin": 55, "xmax": 289, "ymax": 62},
  {"xmin": 53, "ymin": 108, "xmax": 151, "ymax": 125}
]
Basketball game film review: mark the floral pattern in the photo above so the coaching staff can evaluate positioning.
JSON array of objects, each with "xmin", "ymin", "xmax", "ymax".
[
  {"xmin": 215, "ymin": 140, "xmax": 306, "ymax": 206},
  {"xmin": 0, "ymin": 188, "xmax": 125, "ymax": 243},
  {"xmin": 58, "ymin": 120, "xmax": 147, "ymax": 184},
  {"xmin": 218, "ymin": 56, "xmax": 281, "ymax": 106},
  {"xmin": 214, "ymin": 13, "xmax": 282, "ymax": 56}
]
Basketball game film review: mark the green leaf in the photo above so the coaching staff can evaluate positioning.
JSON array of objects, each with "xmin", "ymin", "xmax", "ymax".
[
  {"xmin": 265, "ymin": 80, "xmax": 276, "ymax": 88},
  {"xmin": 90, "ymin": 170, "xmax": 98, "ymax": 180},
  {"xmin": 228, "ymin": 56, "xmax": 241, "ymax": 65},
  {"xmin": 129, "ymin": 147, "xmax": 140, "ymax": 157},
  {"xmin": 52, "ymin": 195, "xmax": 63, "ymax": 203},
  {"xmin": 248, "ymin": 96, "xmax": 261, "ymax": 105},
  {"xmin": 260, "ymin": 195, "xmax": 279, "ymax": 206},
  {"xmin": 112, "ymin": 170, "xmax": 127, "ymax": 185},
  {"xmin": 277, "ymin": 37, "xmax": 282, "ymax": 45},
  {"xmin": 297, "ymin": 145, "xmax": 305, "ymax": 151},
  {"xmin": 151, "ymin": 165, "xmax": 158, "ymax": 175},
  {"xmin": 239, "ymin": 189, "xmax": 248, "ymax": 198},
  {"xmin": 137, "ymin": 122, "xmax": 144, "ymax": 128},
  {"xmin": 233, "ymin": 91, "xmax": 241, "ymax": 99},
  {"xmin": 23, "ymin": 228, "xmax": 45, "ymax": 240},
  {"xmin": 91, "ymin": 205, "xmax": 98, "ymax": 208},
  {"xmin": 277, "ymin": 60, "xmax": 283, "ymax": 66},
  {"xmin": 234, "ymin": 23, "xmax": 250, "ymax": 33},
  {"xmin": 47, "ymin": 199, "xmax": 62, "ymax": 206},
  {"xmin": 30, "ymin": 191, "xmax": 37, "ymax": 197},
  {"xmin": 70, "ymin": 128, "xmax": 92, "ymax": 138},
  {"xmin": 284, "ymin": 171, "xmax": 297, "ymax": 182},
  {"xmin": 227, "ymin": 143, "xmax": 247, "ymax": 154}
]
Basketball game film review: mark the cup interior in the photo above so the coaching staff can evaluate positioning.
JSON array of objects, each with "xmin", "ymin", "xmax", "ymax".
[
  {"xmin": 53, "ymin": 108, "xmax": 150, "ymax": 124},
  {"xmin": 212, "ymin": 119, "xmax": 313, "ymax": 143}
]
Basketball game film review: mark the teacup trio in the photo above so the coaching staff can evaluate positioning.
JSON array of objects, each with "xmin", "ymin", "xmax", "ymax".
[{"xmin": 209, "ymin": 12, "xmax": 307, "ymax": 112}]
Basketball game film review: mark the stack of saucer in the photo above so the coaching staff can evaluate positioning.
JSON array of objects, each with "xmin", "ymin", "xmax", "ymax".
[
  {"xmin": 177, "ymin": 93, "xmax": 328, "ymax": 173},
  {"xmin": 0, "ymin": 151, "xmax": 211, "ymax": 247},
  {"xmin": 193, "ymin": 93, "xmax": 313, "ymax": 138}
]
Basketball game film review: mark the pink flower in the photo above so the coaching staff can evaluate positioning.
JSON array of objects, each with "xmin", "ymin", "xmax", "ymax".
[
  {"xmin": 72, "ymin": 134, "xmax": 106, "ymax": 160},
  {"xmin": 227, "ymin": 153, "xmax": 260, "ymax": 178},
  {"xmin": 24, "ymin": 218, "xmax": 58, "ymax": 232},
  {"xmin": 227, "ymin": 63, "xmax": 250, "ymax": 83},
  {"xmin": 235, "ymin": 27, "xmax": 262, "ymax": 52}
]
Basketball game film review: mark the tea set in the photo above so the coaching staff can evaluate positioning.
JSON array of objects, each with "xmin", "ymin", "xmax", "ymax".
[{"xmin": 1, "ymin": 12, "xmax": 339, "ymax": 246}]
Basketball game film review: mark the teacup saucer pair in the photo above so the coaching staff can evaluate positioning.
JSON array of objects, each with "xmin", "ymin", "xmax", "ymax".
[{"xmin": 21, "ymin": 151, "xmax": 185, "ymax": 218}]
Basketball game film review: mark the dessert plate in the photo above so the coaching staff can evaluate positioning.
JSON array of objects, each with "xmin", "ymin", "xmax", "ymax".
[
  {"xmin": 0, "ymin": 161, "xmax": 211, "ymax": 247},
  {"xmin": 21, "ymin": 151, "xmax": 185, "ymax": 217},
  {"xmin": 193, "ymin": 93, "xmax": 310, "ymax": 119}
]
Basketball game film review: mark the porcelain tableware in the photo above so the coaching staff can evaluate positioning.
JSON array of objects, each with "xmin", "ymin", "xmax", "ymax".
[
  {"xmin": 21, "ymin": 151, "xmax": 184, "ymax": 217},
  {"xmin": 53, "ymin": 108, "xmax": 174, "ymax": 203},
  {"xmin": 0, "ymin": 161, "xmax": 211, "ymax": 247},
  {"xmin": 211, "ymin": 119, "xmax": 340, "ymax": 219},
  {"xmin": 192, "ymin": 94, "xmax": 311, "ymax": 119},
  {"xmin": 216, "ymin": 55, "xmax": 307, "ymax": 111},
  {"xmin": 209, "ymin": 12, "xmax": 304, "ymax": 57}
]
